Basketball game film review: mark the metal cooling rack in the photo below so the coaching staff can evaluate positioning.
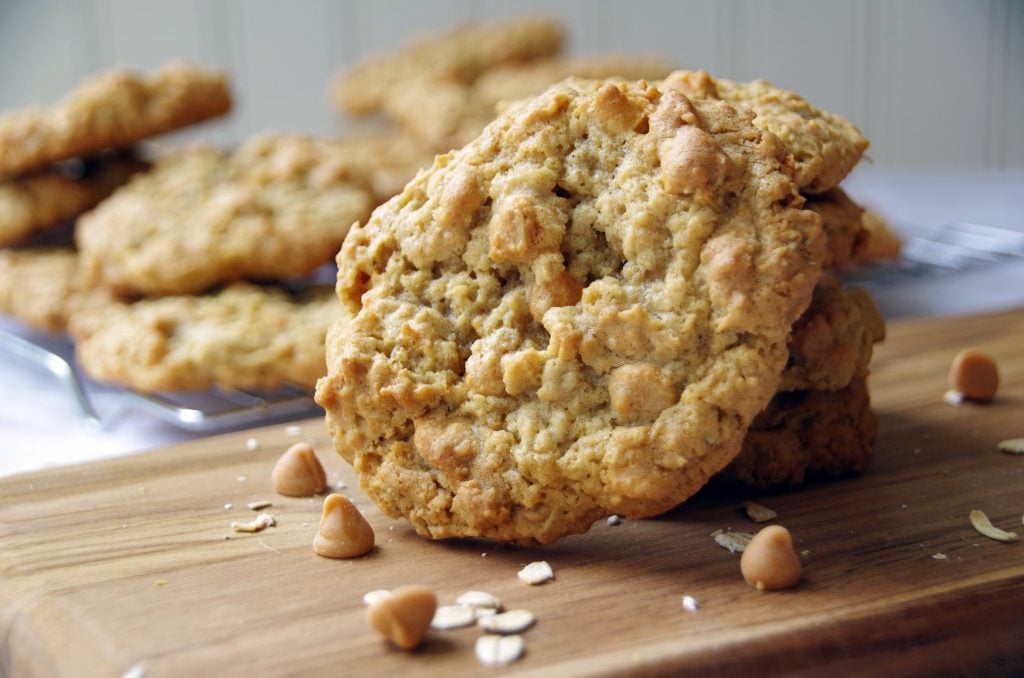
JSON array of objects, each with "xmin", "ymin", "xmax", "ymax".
[
  {"xmin": 841, "ymin": 221, "xmax": 1024, "ymax": 288},
  {"xmin": 0, "ymin": 327, "xmax": 321, "ymax": 432}
]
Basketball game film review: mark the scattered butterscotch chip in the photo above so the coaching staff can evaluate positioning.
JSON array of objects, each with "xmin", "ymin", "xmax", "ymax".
[
  {"xmin": 272, "ymin": 442, "xmax": 327, "ymax": 496},
  {"xmin": 948, "ymin": 349, "xmax": 999, "ymax": 402},
  {"xmin": 969, "ymin": 509, "xmax": 1019, "ymax": 542},
  {"xmin": 740, "ymin": 525, "xmax": 802, "ymax": 590},
  {"xmin": 517, "ymin": 561, "xmax": 554, "ymax": 585},
  {"xmin": 362, "ymin": 589, "xmax": 391, "ymax": 606},
  {"xmin": 230, "ymin": 513, "xmax": 276, "ymax": 533},
  {"xmin": 313, "ymin": 494, "xmax": 375, "ymax": 558},
  {"xmin": 367, "ymin": 585, "xmax": 437, "ymax": 650},
  {"xmin": 479, "ymin": 609, "xmax": 535, "ymax": 634},
  {"xmin": 997, "ymin": 438, "xmax": 1024, "ymax": 454},
  {"xmin": 712, "ymin": 530, "xmax": 756, "ymax": 553},
  {"xmin": 475, "ymin": 634, "xmax": 525, "ymax": 666},
  {"xmin": 743, "ymin": 501, "xmax": 778, "ymax": 523},
  {"xmin": 430, "ymin": 605, "xmax": 476, "ymax": 630}
]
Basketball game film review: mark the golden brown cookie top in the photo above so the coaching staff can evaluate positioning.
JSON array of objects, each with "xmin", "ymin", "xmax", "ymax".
[
  {"xmin": 315, "ymin": 77, "xmax": 825, "ymax": 545},
  {"xmin": 76, "ymin": 135, "xmax": 374, "ymax": 297},
  {"xmin": 70, "ymin": 283, "xmax": 338, "ymax": 392},
  {"xmin": 661, "ymin": 70, "xmax": 869, "ymax": 194},
  {"xmin": 0, "ymin": 62, "xmax": 231, "ymax": 178},
  {"xmin": 384, "ymin": 54, "xmax": 674, "ymax": 151},
  {"xmin": 332, "ymin": 16, "xmax": 564, "ymax": 115}
]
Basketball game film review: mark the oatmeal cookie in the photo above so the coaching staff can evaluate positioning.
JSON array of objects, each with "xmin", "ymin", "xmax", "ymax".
[
  {"xmin": 0, "ymin": 62, "xmax": 230, "ymax": 178},
  {"xmin": 76, "ymin": 135, "xmax": 374, "ymax": 297},
  {"xmin": 333, "ymin": 16, "xmax": 564, "ymax": 115},
  {"xmin": 384, "ymin": 55, "xmax": 673, "ymax": 151},
  {"xmin": 0, "ymin": 248, "xmax": 110, "ymax": 333},
  {"xmin": 315, "ymin": 78, "xmax": 825, "ymax": 544},
  {"xmin": 857, "ymin": 208, "xmax": 902, "ymax": 262},
  {"xmin": 330, "ymin": 134, "xmax": 436, "ymax": 204},
  {"xmin": 807, "ymin": 188, "xmax": 870, "ymax": 270},
  {"xmin": 780, "ymin": 277, "xmax": 884, "ymax": 392},
  {"xmin": 69, "ymin": 283, "xmax": 338, "ymax": 392},
  {"xmin": 720, "ymin": 379, "xmax": 877, "ymax": 488},
  {"xmin": 0, "ymin": 154, "xmax": 145, "ymax": 247},
  {"xmin": 661, "ymin": 70, "xmax": 869, "ymax": 194}
]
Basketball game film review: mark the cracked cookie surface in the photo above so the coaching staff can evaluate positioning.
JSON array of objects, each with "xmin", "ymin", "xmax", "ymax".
[
  {"xmin": 661, "ymin": 70, "xmax": 868, "ymax": 194},
  {"xmin": 316, "ymin": 78, "xmax": 825, "ymax": 544}
]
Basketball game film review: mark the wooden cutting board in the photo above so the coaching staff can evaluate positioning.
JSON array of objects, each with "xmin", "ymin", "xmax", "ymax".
[{"xmin": 2, "ymin": 309, "xmax": 1023, "ymax": 677}]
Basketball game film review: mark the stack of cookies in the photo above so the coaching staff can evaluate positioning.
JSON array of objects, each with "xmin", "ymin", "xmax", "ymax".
[
  {"xmin": 315, "ymin": 62, "xmax": 888, "ymax": 545},
  {"xmin": 0, "ymin": 62, "xmax": 230, "ymax": 332},
  {"xmin": 0, "ymin": 63, "xmax": 401, "ymax": 394}
]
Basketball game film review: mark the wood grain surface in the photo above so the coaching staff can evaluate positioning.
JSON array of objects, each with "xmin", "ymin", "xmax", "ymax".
[{"xmin": 2, "ymin": 309, "xmax": 1023, "ymax": 677}]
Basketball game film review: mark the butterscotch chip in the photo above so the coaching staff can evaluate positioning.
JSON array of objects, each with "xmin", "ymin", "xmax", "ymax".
[
  {"xmin": 948, "ymin": 350, "xmax": 999, "ymax": 402},
  {"xmin": 333, "ymin": 16, "xmax": 564, "ymax": 115},
  {"xmin": 367, "ymin": 585, "xmax": 437, "ymax": 650},
  {"xmin": 661, "ymin": 70, "xmax": 868, "ymax": 193},
  {"xmin": 76, "ymin": 136, "xmax": 373, "ymax": 297},
  {"xmin": 740, "ymin": 525, "xmax": 802, "ymax": 590},
  {"xmin": 0, "ymin": 62, "xmax": 230, "ymax": 178},
  {"xmin": 69, "ymin": 284, "xmax": 339, "ymax": 392},
  {"xmin": 0, "ymin": 154, "xmax": 145, "ymax": 247},
  {"xmin": 273, "ymin": 442, "xmax": 328, "ymax": 497},
  {"xmin": 315, "ymin": 77, "xmax": 826, "ymax": 545},
  {"xmin": 0, "ymin": 248, "xmax": 112, "ymax": 333},
  {"xmin": 313, "ymin": 493, "xmax": 375, "ymax": 558}
]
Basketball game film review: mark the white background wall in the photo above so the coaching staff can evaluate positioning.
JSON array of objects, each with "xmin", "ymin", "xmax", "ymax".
[{"xmin": 1, "ymin": 0, "xmax": 1021, "ymax": 168}]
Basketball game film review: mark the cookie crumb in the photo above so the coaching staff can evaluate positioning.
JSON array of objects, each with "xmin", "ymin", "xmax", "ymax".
[
  {"xmin": 997, "ymin": 438, "xmax": 1024, "ymax": 454},
  {"xmin": 479, "ymin": 609, "xmax": 535, "ymax": 634},
  {"xmin": 362, "ymin": 589, "xmax": 391, "ymax": 606},
  {"xmin": 475, "ymin": 634, "xmax": 525, "ymax": 666},
  {"xmin": 237, "ymin": 475, "xmax": 248, "ymax": 483},
  {"xmin": 456, "ymin": 590, "xmax": 502, "ymax": 611},
  {"xmin": 713, "ymin": 531, "xmax": 756, "ymax": 553},
  {"xmin": 285, "ymin": 425, "xmax": 302, "ymax": 436},
  {"xmin": 943, "ymin": 390, "xmax": 965, "ymax": 407},
  {"xmin": 246, "ymin": 500, "xmax": 272, "ymax": 510},
  {"xmin": 223, "ymin": 503, "xmax": 233, "ymax": 510},
  {"xmin": 231, "ymin": 513, "xmax": 275, "ymax": 533},
  {"xmin": 607, "ymin": 515, "xmax": 622, "ymax": 526},
  {"xmin": 335, "ymin": 480, "xmax": 348, "ymax": 490},
  {"xmin": 431, "ymin": 605, "xmax": 476, "ymax": 630},
  {"xmin": 932, "ymin": 553, "xmax": 948, "ymax": 560},
  {"xmin": 517, "ymin": 560, "xmax": 554, "ymax": 585},
  {"xmin": 681, "ymin": 595, "xmax": 699, "ymax": 612},
  {"xmin": 155, "ymin": 579, "xmax": 167, "ymax": 587},
  {"xmin": 743, "ymin": 501, "xmax": 777, "ymax": 523},
  {"xmin": 969, "ymin": 509, "xmax": 1019, "ymax": 542},
  {"xmin": 245, "ymin": 437, "xmax": 260, "ymax": 450}
]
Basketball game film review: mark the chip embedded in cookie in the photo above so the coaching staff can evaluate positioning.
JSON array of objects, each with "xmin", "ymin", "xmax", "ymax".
[{"xmin": 316, "ymin": 78, "xmax": 826, "ymax": 544}]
